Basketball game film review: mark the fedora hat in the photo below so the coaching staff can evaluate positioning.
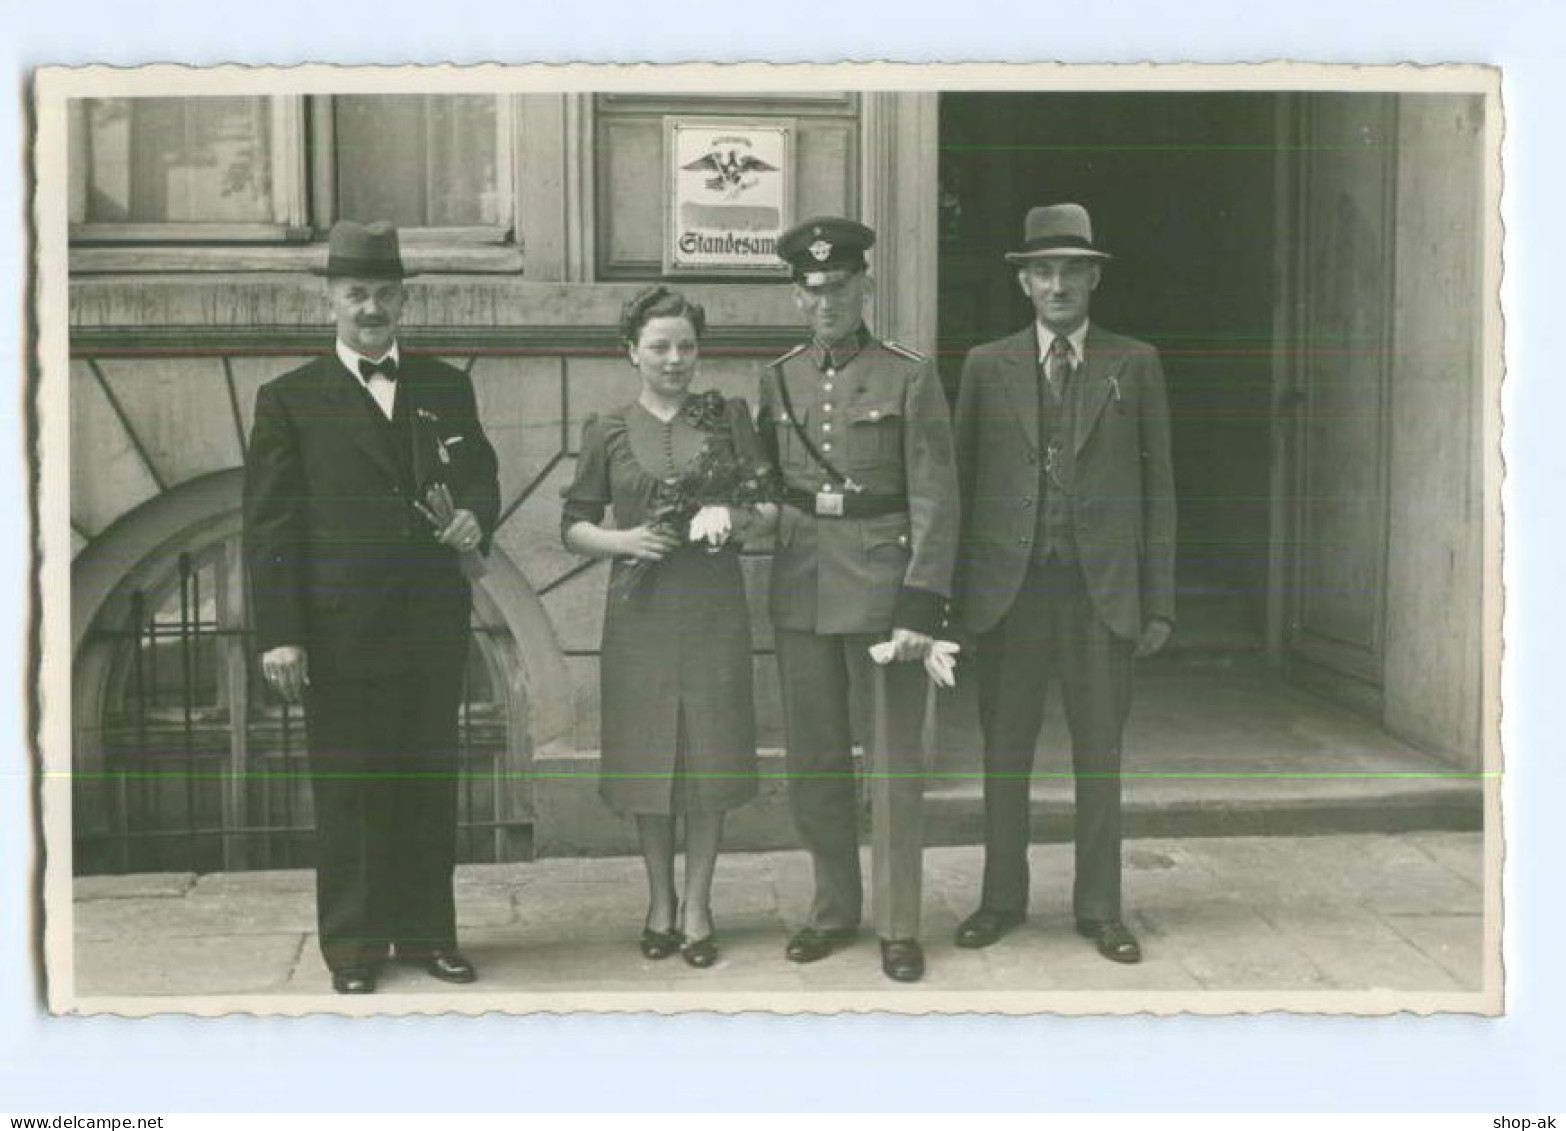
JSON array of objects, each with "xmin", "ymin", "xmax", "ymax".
[
  {"xmin": 313, "ymin": 219, "xmax": 410, "ymax": 279},
  {"xmin": 1004, "ymin": 203, "xmax": 1112, "ymax": 263}
]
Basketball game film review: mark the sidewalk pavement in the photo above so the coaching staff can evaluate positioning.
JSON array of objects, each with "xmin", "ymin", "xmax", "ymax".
[{"xmin": 69, "ymin": 832, "xmax": 1490, "ymax": 1007}]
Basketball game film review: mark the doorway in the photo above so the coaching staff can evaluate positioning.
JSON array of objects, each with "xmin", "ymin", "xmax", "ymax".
[{"xmin": 937, "ymin": 92, "xmax": 1281, "ymax": 656}]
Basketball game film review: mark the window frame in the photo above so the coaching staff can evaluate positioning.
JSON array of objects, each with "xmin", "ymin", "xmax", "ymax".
[
  {"xmin": 68, "ymin": 96, "xmax": 311, "ymax": 245},
  {"xmin": 309, "ymin": 93, "xmax": 517, "ymax": 247},
  {"xmin": 67, "ymin": 93, "xmax": 524, "ymax": 272}
]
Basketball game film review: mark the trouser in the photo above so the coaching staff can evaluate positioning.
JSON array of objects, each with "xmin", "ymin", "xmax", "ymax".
[
  {"xmin": 774, "ymin": 628, "xmax": 929, "ymax": 941},
  {"xmin": 974, "ymin": 557, "xmax": 1134, "ymax": 924},
  {"xmin": 305, "ymin": 662, "xmax": 465, "ymax": 971}
]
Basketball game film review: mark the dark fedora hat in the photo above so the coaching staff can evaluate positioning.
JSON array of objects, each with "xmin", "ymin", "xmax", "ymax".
[
  {"xmin": 1004, "ymin": 203, "xmax": 1112, "ymax": 263},
  {"xmin": 313, "ymin": 219, "xmax": 410, "ymax": 279}
]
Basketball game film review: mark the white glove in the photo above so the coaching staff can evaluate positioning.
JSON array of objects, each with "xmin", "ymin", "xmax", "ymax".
[
  {"xmin": 688, "ymin": 505, "xmax": 733, "ymax": 549},
  {"xmin": 868, "ymin": 638, "xmax": 962, "ymax": 688},
  {"xmin": 922, "ymin": 639, "xmax": 961, "ymax": 688}
]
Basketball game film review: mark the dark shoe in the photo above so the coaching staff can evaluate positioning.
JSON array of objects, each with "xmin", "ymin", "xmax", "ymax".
[
  {"xmin": 639, "ymin": 927, "xmax": 684, "ymax": 961},
  {"xmin": 681, "ymin": 934, "xmax": 720, "ymax": 969},
  {"xmin": 880, "ymin": 938, "xmax": 926, "ymax": 983},
  {"xmin": 418, "ymin": 949, "xmax": 479, "ymax": 984},
  {"xmin": 954, "ymin": 908, "xmax": 1026, "ymax": 949},
  {"xmin": 785, "ymin": 926, "xmax": 859, "ymax": 964},
  {"xmin": 331, "ymin": 966, "xmax": 377, "ymax": 994},
  {"xmin": 1077, "ymin": 919, "xmax": 1142, "ymax": 965}
]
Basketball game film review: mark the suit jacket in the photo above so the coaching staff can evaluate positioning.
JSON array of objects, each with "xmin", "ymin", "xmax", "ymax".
[
  {"xmin": 758, "ymin": 333, "xmax": 960, "ymax": 636},
  {"xmin": 953, "ymin": 323, "xmax": 1176, "ymax": 640},
  {"xmin": 243, "ymin": 352, "xmax": 501, "ymax": 680}
]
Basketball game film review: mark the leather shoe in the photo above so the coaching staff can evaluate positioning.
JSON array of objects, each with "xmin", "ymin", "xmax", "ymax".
[
  {"xmin": 954, "ymin": 908, "xmax": 1026, "ymax": 949},
  {"xmin": 331, "ymin": 966, "xmax": 377, "ymax": 994},
  {"xmin": 413, "ymin": 949, "xmax": 479, "ymax": 984},
  {"xmin": 785, "ymin": 926, "xmax": 859, "ymax": 964},
  {"xmin": 1077, "ymin": 919, "xmax": 1142, "ymax": 964},
  {"xmin": 681, "ymin": 934, "xmax": 720, "ymax": 969},
  {"xmin": 639, "ymin": 927, "xmax": 684, "ymax": 960},
  {"xmin": 880, "ymin": 938, "xmax": 926, "ymax": 983}
]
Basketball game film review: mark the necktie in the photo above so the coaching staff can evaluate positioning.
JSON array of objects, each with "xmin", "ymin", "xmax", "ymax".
[
  {"xmin": 358, "ymin": 356, "xmax": 399, "ymax": 382},
  {"xmin": 1045, "ymin": 335, "xmax": 1073, "ymax": 400}
]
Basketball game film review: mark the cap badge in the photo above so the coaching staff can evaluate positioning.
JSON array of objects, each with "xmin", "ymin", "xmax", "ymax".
[{"xmin": 809, "ymin": 239, "xmax": 833, "ymax": 262}]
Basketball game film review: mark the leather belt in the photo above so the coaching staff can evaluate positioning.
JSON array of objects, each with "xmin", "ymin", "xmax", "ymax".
[{"xmin": 782, "ymin": 487, "xmax": 908, "ymax": 519}]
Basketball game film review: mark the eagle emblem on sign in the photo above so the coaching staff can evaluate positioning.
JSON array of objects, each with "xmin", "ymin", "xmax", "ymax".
[{"xmin": 682, "ymin": 148, "xmax": 780, "ymax": 200}]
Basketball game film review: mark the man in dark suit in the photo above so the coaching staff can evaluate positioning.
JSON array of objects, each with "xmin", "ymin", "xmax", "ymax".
[
  {"xmin": 244, "ymin": 220, "xmax": 500, "ymax": 994},
  {"xmin": 757, "ymin": 217, "xmax": 960, "ymax": 983},
  {"xmin": 951, "ymin": 204, "xmax": 1175, "ymax": 964}
]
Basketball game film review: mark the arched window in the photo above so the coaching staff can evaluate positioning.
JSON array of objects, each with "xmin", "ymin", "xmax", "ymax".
[{"xmin": 73, "ymin": 474, "xmax": 543, "ymax": 875}]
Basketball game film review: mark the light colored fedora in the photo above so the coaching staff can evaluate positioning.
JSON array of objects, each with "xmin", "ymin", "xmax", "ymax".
[{"xmin": 1004, "ymin": 203, "xmax": 1112, "ymax": 263}]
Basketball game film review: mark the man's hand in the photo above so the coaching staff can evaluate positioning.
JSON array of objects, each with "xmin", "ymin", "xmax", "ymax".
[
  {"xmin": 889, "ymin": 627, "xmax": 934, "ymax": 663},
  {"xmin": 414, "ymin": 482, "xmax": 484, "ymax": 553},
  {"xmin": 261, "ymin": 644, "xmax": 309, "ymax": 704},
  {"xmin": 1134, "ymin": 618, "xmax": 1173, "ymax": 659}
]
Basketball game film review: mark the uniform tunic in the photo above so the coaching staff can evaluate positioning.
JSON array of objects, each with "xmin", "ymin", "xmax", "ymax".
[
  {"xmin": 756, "ymin": 329, "xmax": 960, "ymax": 939},
  {"xmin": 561, "ymin": 398, "xmax": 762, "ymax": 816}
]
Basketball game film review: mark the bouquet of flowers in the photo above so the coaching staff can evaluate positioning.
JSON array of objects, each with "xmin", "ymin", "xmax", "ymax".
[
  {"xmin": 611, "ymin": 390, "xmax": 779, "ymax": 602},
  {"xmin": 412, "ymin": 408, "xmax": 487, "ymax": 580}
]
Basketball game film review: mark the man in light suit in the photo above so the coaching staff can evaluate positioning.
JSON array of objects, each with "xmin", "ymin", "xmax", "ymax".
[
  {"xmin": 244, "ymin": 220, "xmax": 500, "ymax": 994},
  {"xmin": 758, "ymin": 217, "xmax": 960, "ymax": 983},
  {"xmin": 951, "ymin": 204, "xmax": 1175, "ymax": 963}
]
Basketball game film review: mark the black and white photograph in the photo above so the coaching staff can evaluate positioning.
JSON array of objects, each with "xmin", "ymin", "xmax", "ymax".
[{"xmin": 34, "ymin": 63, "xmax": 1502, "ymax": 1016}]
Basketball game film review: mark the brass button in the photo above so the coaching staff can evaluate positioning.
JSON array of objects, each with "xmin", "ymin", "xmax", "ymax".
[
  {"xmin": 821, "ymin": 442, "xmax": 833, "ymax": 452},
  {"xmin": 1022, "ymin": 497, "xmax": 1034, "ymax": 507},
  {"xmin": 822, "ymin": 423, "xmax": 832, "ymax": 433},
  {"xmin": 822, "ymin": 402, "xmax": 833, "ymax": 413}
]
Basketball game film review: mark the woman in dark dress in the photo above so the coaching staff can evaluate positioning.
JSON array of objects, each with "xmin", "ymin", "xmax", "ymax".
[{"xmin": 561, "ymin": 286, "xmax": 774, "ymax": 968}]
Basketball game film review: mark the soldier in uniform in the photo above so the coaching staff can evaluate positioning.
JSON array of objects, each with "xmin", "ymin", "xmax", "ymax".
[{"xmin": 757, "ymin": 217, "xmax": 960, "ymax": 983}]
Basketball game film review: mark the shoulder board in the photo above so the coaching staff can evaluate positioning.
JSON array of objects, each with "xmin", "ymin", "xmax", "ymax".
[
  {"xmin": 767, "ymin": 343, "xmax": 811, "ymax": 368},
  {"xmin": 881, "ymin": 339, "xmax": 927, "ymax": 362}
]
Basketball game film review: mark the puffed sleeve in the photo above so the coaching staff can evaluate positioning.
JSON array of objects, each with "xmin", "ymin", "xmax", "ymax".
[{"xmin": 561, "ymin": 413, "xmax": 611, "ymax": 542}]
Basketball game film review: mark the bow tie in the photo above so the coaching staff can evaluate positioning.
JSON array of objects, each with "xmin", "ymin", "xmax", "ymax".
[{"xmin": 358, "ymin": 356, "xmax": 399, "ymax": 382}]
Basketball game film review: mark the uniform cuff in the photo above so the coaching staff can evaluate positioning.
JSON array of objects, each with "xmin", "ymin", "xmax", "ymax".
[{"xmin": 892, "ymin": 586, "xmax": 945, "ymax": 636}]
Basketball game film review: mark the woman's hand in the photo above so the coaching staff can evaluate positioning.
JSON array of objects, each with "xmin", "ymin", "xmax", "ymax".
[
  {"xmin": 618, "ymin": 524, "xmax": 682, "ymax": 561},
  {"xmin": 688, "ymin": 505, "xmax": 733, "ymax": 549}
]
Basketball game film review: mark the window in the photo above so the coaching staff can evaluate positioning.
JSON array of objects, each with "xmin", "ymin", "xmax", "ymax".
[
  {"xmin": 329, "ymin": 95, "xmax": 510, "ymax": 233},
  {"xmin": 70, "ymin": 96, "xmax": 306, "ymax": 241},
  {"xmin": 83, "ymin": 98, "xmax": 276, "ymax": 223},
  {"xmin": 69, "ymin": 93, "xmax": 517, "ymax": 254}
]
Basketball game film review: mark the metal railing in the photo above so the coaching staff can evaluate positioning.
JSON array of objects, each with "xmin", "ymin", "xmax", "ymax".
[{"xmin": 76, "ymin": 551, "xmax": 529, "ymax": 875}]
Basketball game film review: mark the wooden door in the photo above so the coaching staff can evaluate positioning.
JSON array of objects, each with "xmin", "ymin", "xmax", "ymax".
[{"xmin": 1281, "ymin": 94, "xmax": 1397, "ymax": 696}]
